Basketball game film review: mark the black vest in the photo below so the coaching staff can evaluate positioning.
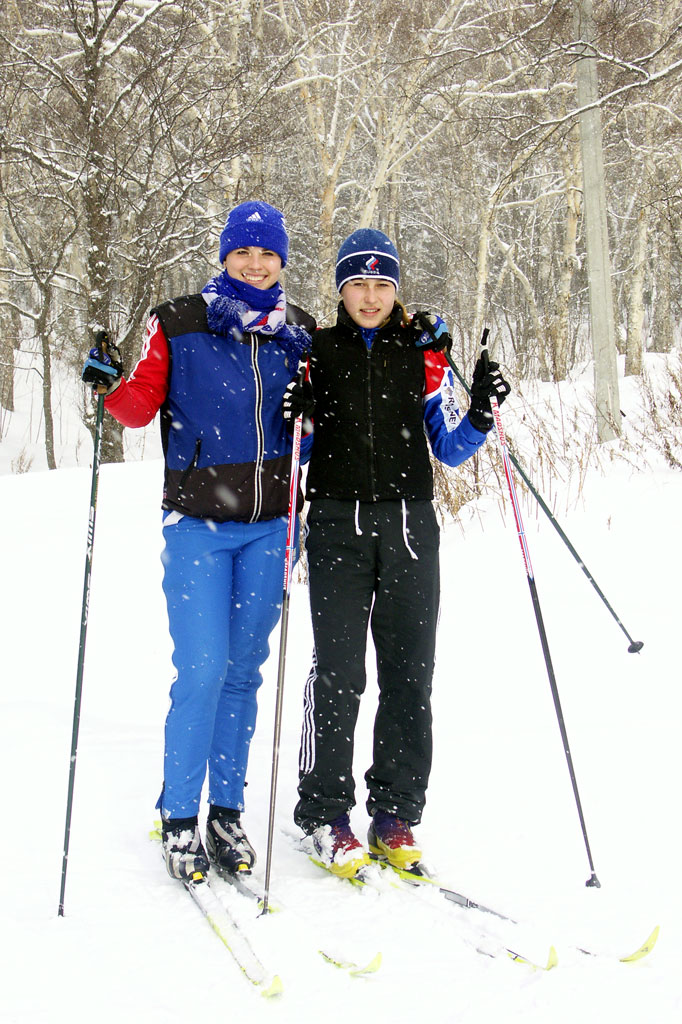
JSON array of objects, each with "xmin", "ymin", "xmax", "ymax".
[{"xmin": 306, "ymin": 304, "xmax": 433, "ymax": 502}]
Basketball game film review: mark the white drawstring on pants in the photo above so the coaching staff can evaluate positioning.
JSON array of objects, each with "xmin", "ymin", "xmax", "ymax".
[
  {"xmin": 401, "ymin": 499, "xmax": 418, "ymax": 560},
  {"xmin": 353, "ymin": 500, "xmax": 418, "ymax": 559}
]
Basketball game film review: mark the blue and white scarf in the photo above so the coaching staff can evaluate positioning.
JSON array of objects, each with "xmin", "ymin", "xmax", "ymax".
[{"xmin": 202, "ymin": 271, "xmax": 309, "ymax": 365}]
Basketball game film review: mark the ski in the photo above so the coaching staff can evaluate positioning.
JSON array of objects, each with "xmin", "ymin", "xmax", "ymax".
[
  {"xmin": 577, "ymin": 924, "xmax": 660, "ymax": 964},
  {"xmin": 370, "ymin": 858, "xmax": 514, "ymax": 920},
  {"xmin": 617, "ymin": 925, "xmax": 660, "ymax": 962},
  {"xmin": 507, "ymin": 945, "xmax": 559, "ymax": 971},
  {"xmin": 318, "ymin": 949, "xmax": 384, "ymax": 976},
  {"xmin": 182, "ymin": 871, "xmax": 283, "ymax": 997},
  {"xmin": 151, "ymin": 823, "xmax": 380, "ymax": 979},
  {"xmin": 301, "ymin": 849, "xmax": 553, "ymax": 970},
  {"xmin": 149, "ymin": 825, "xmax": 282, "ymax": 995},
  {"xmin": 366, "ymin": 866, "xmax": 557, "ymax": 971},
  {"xmin": 213, "ymin": 862, "xmax": 276, "ymax": 911},
  {"xmin": 215, "ymin": 862, "xmax": 383, "ymax": 976},
  {"xmin": 373, "ymin": 857, "xmax": 659, "ymax": 966}
]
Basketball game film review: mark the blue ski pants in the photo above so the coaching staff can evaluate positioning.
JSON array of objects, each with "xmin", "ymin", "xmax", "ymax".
[{"xmin": 159, "ymin": 514, "xmax": 288, "ymax": 819}]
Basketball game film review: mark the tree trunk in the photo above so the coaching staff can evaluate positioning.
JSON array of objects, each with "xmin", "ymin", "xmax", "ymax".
[
  {"xmin": 319, "ymin": 174, "xmax": 339, "ymax": 312},
  {"xmin": 574, "ymin": 0, "xmax": 621, "ymax": 441},
  {"xmin": 37, "ymin": 295, "xmax": 56, "ymax": 470},
  {"xmin": 83, "ymin": 56, "xmax": 124, "ymax": 465},
  {"xmin": 651, "ymin": 220, "xmax": 674, "ymax": 353},
  {"xmin": 624, "ymin": 205, "xmax": 649, "ymax": 376},
  {"xmin": 0, "ymin": 211, "xmax": 16, "ymax": 412},
  {"xmin": 473, "ymin": 203, "xmax": 493, "ymax": 351},
  {"xmin": 0, "ymin": 311, "xmax": 16, "ymax": 413},
  {"xmin": 551, "ymin": 126, "xmax": 581, "ymax": 380}
]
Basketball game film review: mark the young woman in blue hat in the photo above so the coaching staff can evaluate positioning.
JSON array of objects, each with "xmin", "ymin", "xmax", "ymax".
[
  {"xmin": 289, "ymin": 228, "xmax": 509, "ymax": 878},
  {"xmin": 88, "ymin": 201, "xmax": 315, "ymax": 880}
]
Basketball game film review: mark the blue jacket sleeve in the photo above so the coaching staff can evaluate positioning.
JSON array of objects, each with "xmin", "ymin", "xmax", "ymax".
[{"xmin": 422, "ymin": 351, "xmax": 488, "ymax": 468}]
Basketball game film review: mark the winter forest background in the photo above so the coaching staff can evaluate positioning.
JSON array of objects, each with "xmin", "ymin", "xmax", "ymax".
[
  {"xmin": 2, "ymin": 0, "xmax": 682, "ymax": 502},
  {"xmin": 3, "ymin": 9, "xmax": 682, "ymax": 1018}
]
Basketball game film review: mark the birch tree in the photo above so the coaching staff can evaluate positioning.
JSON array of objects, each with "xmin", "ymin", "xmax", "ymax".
[
  {"xmin": 1, "ymin": 0, "xmax": 266, "ymax": 463},
  {"xmin": 3, "ymin": 0, "xmax": 682, "ymax": 472}
]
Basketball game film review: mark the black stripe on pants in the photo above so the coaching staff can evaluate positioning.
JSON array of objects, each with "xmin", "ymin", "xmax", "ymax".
[{"xmin": 295, "ymin": 499, "xmax": 440, "ymax": 831}]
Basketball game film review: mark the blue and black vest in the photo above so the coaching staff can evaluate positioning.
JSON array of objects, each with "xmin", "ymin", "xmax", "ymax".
[{"xmin": 153, "ymin": 294, "xmax": 310, "ymax": 522}]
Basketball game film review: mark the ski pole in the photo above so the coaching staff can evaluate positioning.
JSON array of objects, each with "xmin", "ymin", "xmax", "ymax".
[
  {"xmin": 58, "ymin": 386, "xmax": 106, "ymax": 916},
  {"xmin": 260, "ymin": 373, "xmax": 305, "ymax": 916},
  {"xmin": 443, "ymin": 346, "xmax": 642, "ymax": 654},
  {"xmin": 481, "ymin": 331, "xmax": 600, "ymax": 887}
]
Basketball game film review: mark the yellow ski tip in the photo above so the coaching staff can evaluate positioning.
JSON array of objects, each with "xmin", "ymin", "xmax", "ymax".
[
  {"xmin": 507, "ymin": 945, "xmax": 558, "ymax": 971},
  {"xmin": 318, "ymin": 950, "xmax": 383, "ymax": 975},
  {"xmin": 350, "ymin": 951, "xmax": 383, "ymax": 976},
  {"xmin": 546, "ymin": 946, "xmax": 559, "ymax": 970},
  {"xmin": 260, "ymin": 974, "xmax": 283, "ymax": 998},
  {"xmin": 620, "ymin": 925, "xmax": 660, "ymax": 963}
]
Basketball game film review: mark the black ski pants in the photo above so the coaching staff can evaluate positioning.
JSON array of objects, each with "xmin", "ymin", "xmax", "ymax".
[{"xmin": 295, "ymin": 499, "xmax": 440, "ymax": 831}]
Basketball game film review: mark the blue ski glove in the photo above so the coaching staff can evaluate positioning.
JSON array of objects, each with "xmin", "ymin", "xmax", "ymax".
[
  {"xmin": 412, "ymin": 311, "xmax": 453, "ymax": 353},
  {"xmin": 82, "ymin": 330, "xmax": 123, "ymax": 392}
]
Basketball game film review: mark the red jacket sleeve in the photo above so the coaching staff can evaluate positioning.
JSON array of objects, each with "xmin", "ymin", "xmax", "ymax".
[{"xmin": 105, "ymin": 314, "xmax": 170, "ymax": 428}]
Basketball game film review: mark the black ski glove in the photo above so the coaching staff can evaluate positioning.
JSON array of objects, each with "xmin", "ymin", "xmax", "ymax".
[
  {"xmin": 412, "ymin": 311, "xmax": 453, "ymax": 353},
  {"xmin": 467, "ymin": 355, "xmax": 511, "ymax": 432},
  {"xmin": 82, "ymin": 330, "xmax": 123, "ymax": 392},
  {"xmin": 282, "ymin": 373, "xmax": 315, "ymax": 429}
]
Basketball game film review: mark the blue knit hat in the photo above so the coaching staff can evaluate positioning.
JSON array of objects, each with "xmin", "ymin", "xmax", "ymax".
[
  {"xmin": 335, "ymin": 228, "xmax": 400, "ymax": 292},
  {"xmin": 219, "ymin": 200, "xmax": 289, "ymax": 266}
]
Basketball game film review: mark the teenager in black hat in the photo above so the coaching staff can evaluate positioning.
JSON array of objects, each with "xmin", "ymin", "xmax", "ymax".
[{"xmin": 287, "ymin": 227, "xmax": 509, "ymax": 878}]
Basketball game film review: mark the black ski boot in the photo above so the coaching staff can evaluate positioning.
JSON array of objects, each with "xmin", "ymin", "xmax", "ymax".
[
  {"xmin": 206, "ymin": 807, "xmax": 256, "ymax": 874},
  {"xmin": 161, "ymin": 816, "xmax": 210, "ymax": 880}
]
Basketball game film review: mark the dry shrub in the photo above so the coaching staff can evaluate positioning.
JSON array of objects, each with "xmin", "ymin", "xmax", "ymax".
[
  {"xmin": 433, "ymin": 374, "xmax": 607, "ymax": 526},
  {"xmin": 637, "ymin": 355, "xmax": 682, "ymax": 471}
]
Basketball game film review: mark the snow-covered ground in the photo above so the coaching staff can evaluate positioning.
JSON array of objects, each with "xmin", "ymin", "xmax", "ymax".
[{"xmin": 1, "ymin": 374, "xmax": 680, "ymax": 1022}]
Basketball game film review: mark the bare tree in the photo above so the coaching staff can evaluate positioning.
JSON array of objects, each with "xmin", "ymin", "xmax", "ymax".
[
  {"xmin": 0, "ymin": 0, "xmax": 278, "ymax": 463},
  {"xmin": 3, "ymin": 0, "xmax": 682, "ymax": 471}
]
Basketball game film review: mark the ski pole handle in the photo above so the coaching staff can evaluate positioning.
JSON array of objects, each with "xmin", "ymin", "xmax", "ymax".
[
  {"xmin": 95, "ymin": 337, "xmax": 110, "ymax": 395},
  {"xmin": 480, "ymin": 327, "xmax": 490, "ymax": 364}
]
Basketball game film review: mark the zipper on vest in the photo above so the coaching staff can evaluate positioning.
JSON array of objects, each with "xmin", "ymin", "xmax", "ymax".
[
  {"xmin": 366, "ymin": 347, "xmax": 378, "ymax": 501},
  {"xmin": 178, "ymin": 439, "xmax": 202, "ymax": 496},
  {"xmin": 250, "ymin": 336, "xmax": 265, "ymax": 522}
]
